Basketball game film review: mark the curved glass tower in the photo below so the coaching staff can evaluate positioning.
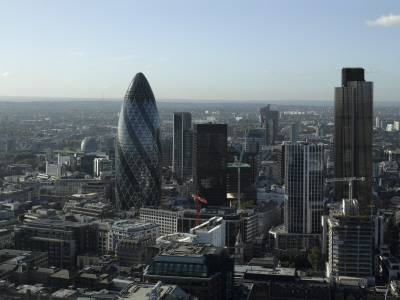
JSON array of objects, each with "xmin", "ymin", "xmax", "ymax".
[{"xmin": 115, "ymin": 73, "xmax": 162, "ymax": 210}]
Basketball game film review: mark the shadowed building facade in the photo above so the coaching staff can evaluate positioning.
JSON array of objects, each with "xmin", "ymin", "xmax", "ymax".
[
  {"xmin": 115, "ymin": 73, "xmax": 162, "ymax": 210},
  {"xmin": 334, "ymin": 68, "xmax": 373, "ymax": 213},
  {"xmin": 193, "ymin": 123, "xmax": 227, "ymax": 206},
  {"xmin": 260, "ymin": 104, "xmax": 279, "ymax": 145},
  {"xmin": 173, "ymin": 112, "xmax": 193, "ymax": 183}
]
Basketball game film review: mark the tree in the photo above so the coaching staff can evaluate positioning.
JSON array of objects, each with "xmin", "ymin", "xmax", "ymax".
[{"xmin": 308, "ymin": 246, "xmax": 323, "ymax": 271}]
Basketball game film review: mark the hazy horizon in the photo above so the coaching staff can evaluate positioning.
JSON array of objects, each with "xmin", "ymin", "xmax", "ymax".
[{"xmin": 1, "ymin": 1, "xmax": 400, "ymax": 102}]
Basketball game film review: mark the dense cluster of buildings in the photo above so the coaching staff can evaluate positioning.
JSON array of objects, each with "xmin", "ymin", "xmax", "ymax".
[{"xmin": 1, "ymin": 68, "xmax": 400, "ymax": 299}]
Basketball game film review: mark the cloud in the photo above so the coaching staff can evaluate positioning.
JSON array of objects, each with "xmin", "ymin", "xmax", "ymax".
[
  {"xmin": 366, "ymin": 14, "xmax": 400, "ymax": 27},
  {"xmin": 2, "ymin": 72, "xmax": 10, "ymax": 77},
  {"xmin": 146, "ymin": 64, "xmax": 153, "ymax": 68}
]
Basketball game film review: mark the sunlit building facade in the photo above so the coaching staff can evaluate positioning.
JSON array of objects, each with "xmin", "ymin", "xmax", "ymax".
[{"xmin": 115, "ymin": 73, "xmax": 162, "ymax": 210}]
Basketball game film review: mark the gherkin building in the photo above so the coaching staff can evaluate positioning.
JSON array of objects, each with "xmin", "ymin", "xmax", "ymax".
[{"xmin": 115, "ymin": 73, "xmax": 162, "ymax": 210}]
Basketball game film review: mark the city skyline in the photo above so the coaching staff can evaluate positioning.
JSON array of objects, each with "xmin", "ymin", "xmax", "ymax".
[{"xmin": 1, "ymin": 1, "xmax": 400, "ymax": 101}]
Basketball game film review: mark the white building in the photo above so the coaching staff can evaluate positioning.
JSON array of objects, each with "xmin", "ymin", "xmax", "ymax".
[
  {"xmin": 140, "ymin": 207, "xmax": 183, "ymax": 236},
  {"xmin": 96, "ymin": 219, "xmax": 159, "ymax": 253},
  {"xmin": 190, "ymin": 216, "xmax": 226, "ymax": 247},
  {"xmin": 93, "ymin": 158, "xmax": 112, "ymax": 178}
]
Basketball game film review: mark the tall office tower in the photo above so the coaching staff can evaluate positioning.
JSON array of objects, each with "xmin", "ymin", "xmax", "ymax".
[
  {"xmin": 290, "ymin": 123, "xmax": 299, "ymax": 142},
  {"xmin": 375, "ymin": 115, "xmax": 381, "ymax": 128},
  {"xmin": 284, "ymin": 143, "xmax": 324, "ymax": 234},
  {"xmin": 193, "ymin": 123, "xmax": 227, "ymax": 206},
  {"xmin": 334, "ymin": 68, "xmax": 373, "ymax": 212},
  {"xmin": 115, "ymin": 73, "xmax": 162, "ymax": 210},
  {"xmin": 260, "ymin": 104, "xmax": 279, "ymax": 145},
  {"xmin": 173, "ymin": 112, "xmax": 193, "ymax": 183},
  {"xmin": 245, "ymin": 129, "xmax": 263, "ymax": 153},
  {"xmin": 315, "ymin": 123, "xmax": 324, "ymax": 137}
]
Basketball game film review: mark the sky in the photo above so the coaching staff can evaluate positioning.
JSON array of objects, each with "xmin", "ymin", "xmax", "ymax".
[{"xmin": 0, "ymin": 0, "xmax": 399, "ymax": 101}]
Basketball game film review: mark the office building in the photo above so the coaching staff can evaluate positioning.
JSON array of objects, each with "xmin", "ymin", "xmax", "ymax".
[
  {"xmin": 260, "ymin": 104, "xmax": 279, "ymax": 145},
  {"xmin": 115, "ymin": 73, "xmax": 162, "ymax": 210},
  {"xmin": 96, "ymin": 219, "xmax": 159, "ymax": 254},
  {"xmin": 290, "ymin": 123, "xmax": 299, "ymax": 142},
  {"xmin": 193, "ymin": 123, "xmax": 227, "ymax": 206},
  {"xmin": 334, "ymin": 68, "xmax": 373, "ymax": 213},
  {"xmin": 173, "ymin": 112, "xmax": 193, "ymax": 183},
  {"xmin": 284, "ymin": 143, "xmax": 324, "ymax": 233},
  {"xmin": 375, "ymin": 115, "xmax": 381, "ymax": 128},
  {"xmin": 144, "ymin": 242, "xmax": 234, "ymax": 300},
  {"xmin": 245, "ymin": 129, "xmax": 263, "ymax": 153},
  {"xmin": 140, "ymin": 207, "xmax": 183, "ymax": 236},
  {"xmin": 115, "ymin": 235, "xmax": 156, "ymax": 266},
  {"xmin": 14, "ymin": 219, "xmax": 97, "ymax": 269},
  {"xmin": 190, "ymin": 216, "xmax": 226, "ymax": 247},
  {"xmin": 93, "ymin": 157, "xmax": 112, "ymax": 178},
  {"xmin": 322, "ymin": 215, "xmax": 374, "ymax": 282},
  {"xmin": 270, "ymin": 143, "xmax": 324, "ymax": 250}
]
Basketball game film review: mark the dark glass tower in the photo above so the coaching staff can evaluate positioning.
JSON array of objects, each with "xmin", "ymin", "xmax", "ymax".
[
  {"xmin": 193, "ymin": 123, "xmax": 227, "ymax": 206},
  {"xmin": 260, "ymin": 104, "xmax": 279, "ymax": 145},
  {"xmin": 334, "ymin": 68, "xmax": 373, "ymax": 212},
  {"xmin": 172, "ymin": 112, "xmax": 193, "ymax": 184},
  {"xmin": 115, "ymin": 73, "xmax": 162, "ymax": 210}
]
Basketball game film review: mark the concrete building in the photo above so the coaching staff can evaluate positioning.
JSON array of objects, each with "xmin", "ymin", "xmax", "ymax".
[
  {"xmin": 124, "ymin": 282, "xmax": 191, "ymax": 299},
  {"xmin": 140, "ymin": 207, "xmax": 183, "ymax": 236},
  {"xmin": 144, "ymin": 242, "xmax": 234, "ymax": 300},
  {"xmin": 54, "ymin": 179, "xmax": 96, "ymax": 196},
  {"xmin": 115, "ymin": 235, "xmax": 157, "ymax": 267},
  {"xmin": 322, "ymin": 214, "xmax": 375, "ymax": 284},
  {"xmin": 14, "ymin": 219, "xmax": 97, "ymax": 269},
  {"xmin": 93, "ymin": 157, "xmax": 112, "ymax": 178},
  {"xmin": 96, "ymin": 219, "xmax": 159, "ymax": 254},
  {"xmin": 190, "ymin": 216, "xmax": 226, "ymax": 247}
]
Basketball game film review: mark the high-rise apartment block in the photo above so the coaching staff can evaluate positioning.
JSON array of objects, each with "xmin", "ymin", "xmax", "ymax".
[
  {"xmin": 173, "ymin": 112, "xmax": 193, "ymax": 183},
  {"xmin": 193, "ymin": 123, "xmax": 227, "ymax": 206},
  {"xmin": 334, "ymin": 68, "xmax": 373, "ymax": 213}
]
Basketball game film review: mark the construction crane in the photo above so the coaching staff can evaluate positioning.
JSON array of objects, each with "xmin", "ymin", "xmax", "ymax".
[
  {"xmin": 190, "ymin": 190, "xmax": 208, "ymax": 226},
  {"xmin": 237, "ymin": 130, "xmax": 249, "ymax": 210},
  {"xmin": 325, "ymin": 176, "xmax": 365, "ymax": 202}
]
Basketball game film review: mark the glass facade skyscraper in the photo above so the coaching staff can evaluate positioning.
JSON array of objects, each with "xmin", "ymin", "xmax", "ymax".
[
  {"xmin": 284, "ymin": 142, "xmax": 324, "ymax": 234},
  {"xmin": 193, "ymin": 123, "xmax": 227, "ymax": 207},
  {"xmin": 172, "ymin": 112, "xmax": 193, "ymax": 184},
  {"xmin": 115, "ymin": 73, "xmax": 162, "ymax": 210},
  {"xmin": 260, "ymin": 104, "xmax": 279, "ymax": 145},
  {"xmin": 334, "ymin": 68, "xmax": 373, "ymax": 213}
]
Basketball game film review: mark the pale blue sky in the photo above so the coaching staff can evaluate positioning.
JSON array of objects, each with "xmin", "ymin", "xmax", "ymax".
[{"xmin": 0, "ymin": 0, "xmax": 399, "ymax": 101}]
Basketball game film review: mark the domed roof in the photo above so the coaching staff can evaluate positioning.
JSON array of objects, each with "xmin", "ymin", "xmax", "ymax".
[{"xmin": 81, "ymin": 137, "xmax": 98, "ymax": 153}]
